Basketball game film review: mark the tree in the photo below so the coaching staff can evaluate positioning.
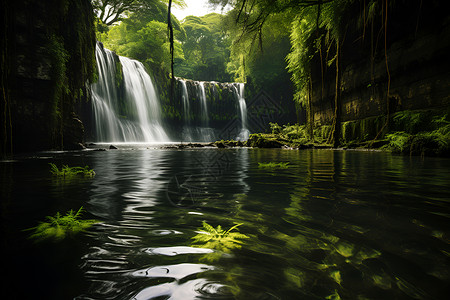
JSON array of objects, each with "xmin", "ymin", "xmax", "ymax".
[
  {"xmin": 92, "ymin": 0, "xmax": 185, "ymax": 25},
  {"xmin": 175, "ymin": 13, "xmax": 232, "ymax": 81},
  {"xmin": 100, "ymin": 2, "xmax": 185, "ymax": 73}
]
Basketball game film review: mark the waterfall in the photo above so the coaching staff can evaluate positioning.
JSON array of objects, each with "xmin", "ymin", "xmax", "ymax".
[
  {"xmin": 90, "ymin": 43, "xmax": 169, "ymax": 143},
  {"xmin": 233, "ymin": 83, "xmax": 249, "ymax": 141},
  {"xmin": 180, "ymin": 79, "xmax": 192, "ymax": 142},
  {"xmin": 174, "ymin": 79, "xmax": 250, "ymax": 142},
  {"xmin": 197, "ymin": 82, "xmax": 208, "ymax": 127},
  {"xmin": 196, "ymin": 81, "xmax": 214, "ymax": 142}
]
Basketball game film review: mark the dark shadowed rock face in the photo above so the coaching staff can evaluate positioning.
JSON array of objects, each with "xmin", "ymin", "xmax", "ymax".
[{"xmin": 2, "ymin": 0, "xmax": 96, "ymax": 153}]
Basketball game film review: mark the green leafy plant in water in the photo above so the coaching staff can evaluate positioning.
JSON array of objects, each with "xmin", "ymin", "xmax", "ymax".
[
  {"xmin": 49, "ymin": 163, "xmax": 95, "ymax": 178},
  {"xmin": 191, "ymin": 221, "xmax": 249, "ymax": 254},
  {"xmin": 258, "ymin": 162, "xmax": 290, "ymax": 169},
  {"xmin": 26, "ymin": 207, "xmax": 99, "ymax": 242}
]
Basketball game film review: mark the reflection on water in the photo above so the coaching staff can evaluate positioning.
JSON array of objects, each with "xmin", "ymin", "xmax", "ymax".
[{"xmin": 1, "ymin": 149, "xmax": 450, "ymax": 299}]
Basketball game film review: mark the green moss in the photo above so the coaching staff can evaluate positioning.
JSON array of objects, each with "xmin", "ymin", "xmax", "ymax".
[
  {"xmin": 247, "ymin": 133, "xmax": 287, "ymax": 148},
  {"xmin": 245, "ymin": 110, "xmax": 449, "ymax": 156},
  {"xmin": 312, "ymin": 125, "xmax": 332, "ymax": 144},
  {"xmin": 47, "ymin": 34, "xmax": 69, "ymax": 145}
]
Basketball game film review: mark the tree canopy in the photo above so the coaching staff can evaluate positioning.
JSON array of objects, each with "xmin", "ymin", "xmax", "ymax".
[
  {"xmin": 97, "ymin": 0, "xmax": 185, "ymax": 73},
  {"xmin": 93, "ymin": 0, "xmax": 185, "ymax": 25},
  {"xmin": 175, "ymin": 13, "xmax": 232, "ymax": 82}
]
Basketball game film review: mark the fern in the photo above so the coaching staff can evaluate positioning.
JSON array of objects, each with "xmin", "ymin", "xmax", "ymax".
[
  {"xmin": 26, "ymin": 207, "xmax": 99, "ymax": 242},
  {"xmin": 385, "ymin": 131, "xmax": 411, "ymax": 153},
  {"xmin": 49, "ymin": 163, "xmax": 95, "ymax": 178},
  {"xmin": 192, "ymin": 221, "xmax": 249, "ymax": 253}
]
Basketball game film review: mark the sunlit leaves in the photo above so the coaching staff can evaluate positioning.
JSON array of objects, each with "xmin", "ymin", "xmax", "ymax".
[
  {"xmin": 99, "ymin": 1, "xmax": 185, "ymax": 73},
  {"xmin": 93, "ymin": 0, "xmax": 186, "ymax": 25}
]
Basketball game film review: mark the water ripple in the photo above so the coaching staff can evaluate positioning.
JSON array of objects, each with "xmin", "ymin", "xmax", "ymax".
[{"xmin": 144, "ymin": 246, "xmax": 214, "ymax": 256}]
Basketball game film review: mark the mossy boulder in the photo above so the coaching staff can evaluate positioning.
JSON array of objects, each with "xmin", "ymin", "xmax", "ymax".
[
  {"xmin": 247, "ymin": 134, "xmax": 286, "ymax": 148},
  {"xmin": 214, "ymin": 140, "xmax": 244, "ymax": 148}
]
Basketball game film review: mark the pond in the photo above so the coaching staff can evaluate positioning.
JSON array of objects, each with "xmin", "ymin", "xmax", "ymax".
[{"xmin": 2, "ymin": 148, "xmax": 450, "ymax": 299}]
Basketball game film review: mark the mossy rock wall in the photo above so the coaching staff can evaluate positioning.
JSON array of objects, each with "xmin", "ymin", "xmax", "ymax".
[
  {"xmin": 1, "ymin": 0, "xmax": 96, "ymax": 154},
  {"xmin": 161, "ymin": 78, "xmax": 245, "ymax": 139},
  {"xmin": 309, "ymin": 1, "xmax": 450, "ymax": 143}
]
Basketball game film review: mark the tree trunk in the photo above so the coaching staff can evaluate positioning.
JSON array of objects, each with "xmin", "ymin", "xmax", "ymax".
[
  {"xmin": 168, "ymin": 0, "xmax": 175, "ymax": 101},
  {"xmin": 308, "ymin": 76, "xmax": 314, "ymax": 140}
]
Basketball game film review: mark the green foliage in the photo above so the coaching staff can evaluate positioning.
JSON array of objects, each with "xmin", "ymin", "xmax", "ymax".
[
  {"xmin": 100, "ymin": 1, "xmax": 185, "ymax": 73},
  {"xmin": 26, "ymin": 207, "xmax": 99, "ymax": 242},
  {"xmin": 47, "ymin": 34, "xmax": 69, "ymax": 132},
  {"xmin": 93, "ymin": 0, "xmax": 186, "ymax": 26},
  {"xmin": 286, "ymin": 1, "xmax": 356, "ymax": 108},
  {"xmin": 227, "ymin": 11, "xmax": 292, "ymax": 91},
  {"xmin": 392, "ymin": 110, "xmax": 424, "ymax": 134},
  {"xmin": 281, "ymin": 124, "xmax": 308, "ymax": 140},
  {"xmin": 385, "ymin": 124, "xmax": 450, "ymax": 156},
  {"xmin": 175, "ymin": 13, "xmax": 232, "ymax": 81},
  {"xmin": 286, "ymin": 10, "xmax": 317, "ymax": 107},
  {"xmin": 191, "ymin": 221, "xmax": 249, "ymax": 253},
  {"xmin": 269, "ymin": 122, "xmax": 282, "ymax": 134},
  {"xmin": 258, "ymin": 162, "xmax": 290, "ymax": 169},
  {"xmin": 385, "ymin": 131, "xmax": 412, "ymax": 153},
  {"xmin": 49, "ymin": 163, "xmax": 95, "ymax": 178},
  {"xmin": 39, "ymin": 0, "xmax": 97, "ymax": 149}
]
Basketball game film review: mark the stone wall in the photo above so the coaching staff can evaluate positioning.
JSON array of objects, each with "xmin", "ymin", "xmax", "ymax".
[
  {"xmin": 1, "ymin": 0, "xmax": 96, "ymax": 154},
  {"xmin": 309, "ymin": 1, "xmax": 450, "ymax": 138}
]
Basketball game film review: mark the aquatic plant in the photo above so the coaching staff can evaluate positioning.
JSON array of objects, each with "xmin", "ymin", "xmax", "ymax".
[
  {"xmin": 192, "ymin": 221, "xmax": 249, "ymax": 253},
  {"xmin": 49, "ymin": 163, "xmax": 95, "ymax": 177},
  {"xmin": 26, "ymin": 207, "xmax": 99, "ymax": 242},
  {"xmin": 258, "ymin": 162, "xmax": 290, "ymax": 169}
]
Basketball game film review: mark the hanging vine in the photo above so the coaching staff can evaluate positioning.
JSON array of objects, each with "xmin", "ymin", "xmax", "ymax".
[{"xmin": 0, "ymin": 0, "xmax": 12, "ymax": 157}]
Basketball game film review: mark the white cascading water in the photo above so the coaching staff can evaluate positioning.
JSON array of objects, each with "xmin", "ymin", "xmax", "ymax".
[
  {"xmin": 180, "ymin": 79, "xmax": 192, "ymax": 142},
  {"xmin": 196, "ymin": 81, "xmax": 215, "ymax": 142},
  {"xmin": 91, "ymin": 44, "xmax": 168, "ymax": 143},
  {"xmin": 234, "ymin": 83, "xmax": 249, "ymax": 140},
  {"xmin": 197, "ymin": 82, "xmax": 208, "ymax": 127}
]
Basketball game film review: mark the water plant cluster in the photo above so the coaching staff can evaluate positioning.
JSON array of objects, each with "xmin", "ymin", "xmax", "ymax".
[
  {"xmin": 258, "ymin": 162, "xmax": 290, "ymax": 169},
  {"xmin": 49, "ymin": 163, "xmax": 95, "ymax": 178},
  {"xmin": 191, "ymin": 221, "xmax": 249, "ymax": 253},
  {"xmin": 26, "ymin": 207, "xmax": 98, "ymax": 242}
]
